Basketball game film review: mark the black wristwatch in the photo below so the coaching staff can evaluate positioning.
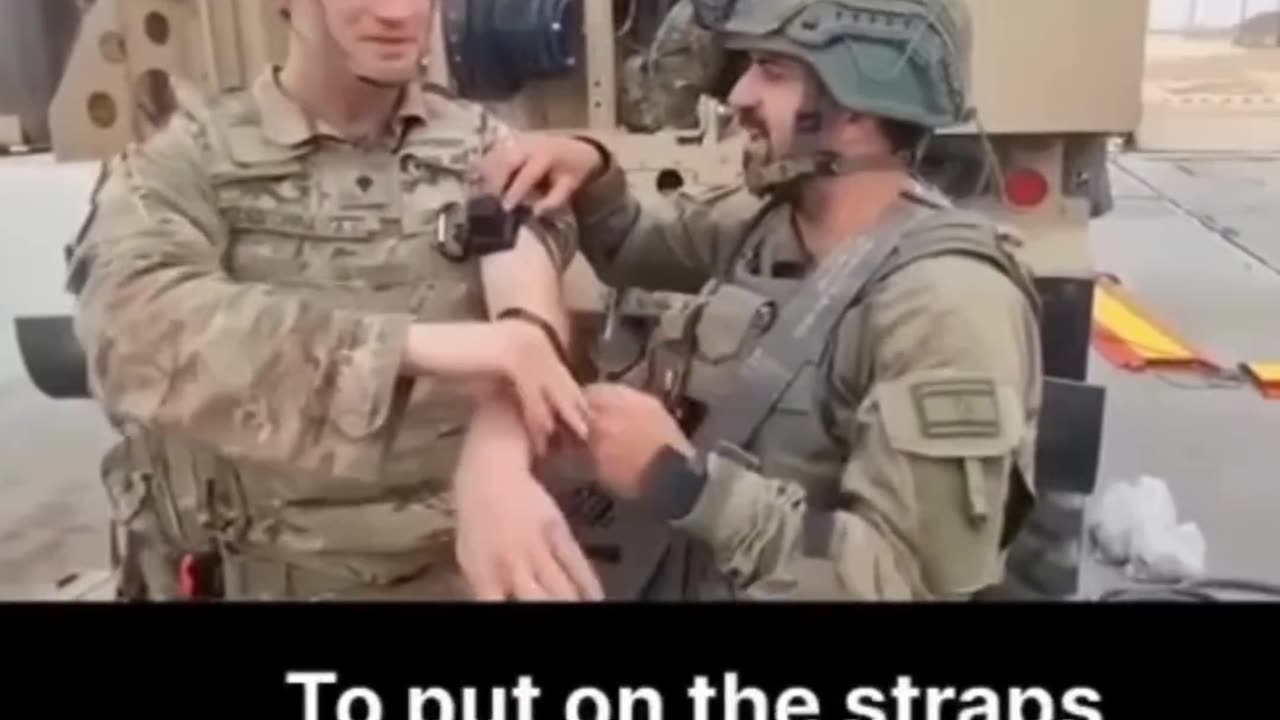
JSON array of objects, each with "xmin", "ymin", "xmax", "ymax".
[{"xmin": 639, "ymin": 445, "xmax": 708, "ymax": 521}]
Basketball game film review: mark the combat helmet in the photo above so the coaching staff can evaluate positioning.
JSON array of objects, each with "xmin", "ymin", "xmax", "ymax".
[{"xmin": 691, "ymin": 0, "xmax": 974, "ymax": 194}]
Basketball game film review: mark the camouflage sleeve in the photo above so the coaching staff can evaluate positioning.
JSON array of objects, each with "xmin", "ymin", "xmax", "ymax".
[
  {"xmin": 71, "ymin": 108, "xmax": 413, "ymax": 481},
  {"xmin": 652, "ymin": 253, "xmax": 1042, "ymax": 601},
  {"xmin": 570, "ymin": 160, "xmax": 766, "ymax": 293}
]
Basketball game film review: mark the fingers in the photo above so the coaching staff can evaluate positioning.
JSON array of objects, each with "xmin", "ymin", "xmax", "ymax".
[
  {"xmin": 584, "ymin": 383, "xmax": 634, "ymax": 432},
  {"xmin": 503, "ymin": 151, "xmax": 553, "ymax": 212},
  {"xmin": 517, "ymin": 391, "xmax": 553, "ymax": 458},
  {"xmin": 458, "ymin": 543, "xmax": 508, "ymax": 602},
  {"xmin": 548, "ymin": 522, "xmax": 605, "ymax": 601},
  {"xmin": 584, "ymin": 382, "xmax": 629, "ymax": 409},
  {"xmin": 532, "ymin": 174, "xmax": 578, "ymax": 217},
  {"xmin": 544, "ymin": 367, "xmax": 590, "ymax": 441},
  {"xmin": 466, "ymin": 565, "xmax": 508, "ymax": 602},
  {"xmin": 479, "ymin": 137, "xmax": 528, "ymax": 198},
  {"xmin": 529, "ymin": 528, "xmax": 583, "ymax": 601},
  {"xmin": 510, "ymin": 563, "xmax": 552, "ymax": 602},
  {"xmin": 510, "ymin": 334, "xmax": 590, "ymax": 446}
]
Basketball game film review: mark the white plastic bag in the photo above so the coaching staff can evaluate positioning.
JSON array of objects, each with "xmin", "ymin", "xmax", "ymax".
[
  {"xmin": 1087, "ymin": 475, "xmax": 1206, "ymax": 583},
  {"xmin": 1127, "ymin": 521, "xmax": 1207, "ymax": 583},
  {"xmin": 1089, "ymin": 480, "xmax": 1139, "ymax": 563}
]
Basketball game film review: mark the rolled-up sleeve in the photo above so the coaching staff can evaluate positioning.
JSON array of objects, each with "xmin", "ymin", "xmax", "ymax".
[{"xmin": 571, "ymin": 161, "xmax": 765, "ymax": 293}]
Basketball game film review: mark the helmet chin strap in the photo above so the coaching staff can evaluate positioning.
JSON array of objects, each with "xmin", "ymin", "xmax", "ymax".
[{"xmin": 742, "ymin": 77, "xmax": 909, "ymax": 197}]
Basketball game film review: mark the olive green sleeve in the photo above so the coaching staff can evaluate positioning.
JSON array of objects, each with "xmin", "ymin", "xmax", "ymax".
[
  {"xmin": 661, "ymin": 253, "xmax": 1042, "ymax": 600},
  {"xmin": 71, "ymin": 108, "xmax": 413, "ymax": 481},
  {"xmin": 570, "ymin": 160, "xmax": 766, "ymax": 293}
]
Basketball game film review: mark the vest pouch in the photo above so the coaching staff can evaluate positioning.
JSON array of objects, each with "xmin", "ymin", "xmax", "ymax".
[
  {"xmin": 750, "ymin": 364, "xmax": 846, "ymax": 488},
  {"xmin": 693, "ymin": 283, "xmax": 775, "ymax": 363},
  {"xmin": 539, "ymin": 450, "xmax": 679, "ymax": 600},
  {"xmin": 99, "ymin": 427, "xmax": 223, "ymax": 556},
  {"xmin": 679, "ymin": 283, "xmax": 776, "ymax": 411},
  {"xmin": 100, "ymin": 438, "xmax": 149, "ymax": 529}
]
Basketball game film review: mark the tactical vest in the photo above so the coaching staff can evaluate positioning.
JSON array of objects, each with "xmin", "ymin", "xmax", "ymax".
[
  {"xmin": 570, "ymin": 179, "xmax": 1042, "ymax": 600},
  {"xmin": 101, "ymin": 82, "xmax": 501, "ymax": 595}
]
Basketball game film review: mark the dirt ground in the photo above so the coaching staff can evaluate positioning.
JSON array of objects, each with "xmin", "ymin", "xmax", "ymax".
[{"xmin": 1138, "ymin": 33, "xmax": 1280, "ymax": 150}]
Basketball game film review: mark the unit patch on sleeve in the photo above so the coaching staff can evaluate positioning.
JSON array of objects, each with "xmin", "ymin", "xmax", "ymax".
[{"xmin": 910, "ymin": 378, "xmax": 1002, "ymax": 439}]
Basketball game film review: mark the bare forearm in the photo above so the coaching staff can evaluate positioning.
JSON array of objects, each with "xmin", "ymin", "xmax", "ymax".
[
  {"xmin": 456, "ymin": 388, "xmax": 534, "ymax": 479},
  {"xmin": 480, "ymin": 225, "xmax": 573, "ymax": 344},
  {"xmin": 398, "ymin": 322, "xmax": 509, "ymax": 377}
]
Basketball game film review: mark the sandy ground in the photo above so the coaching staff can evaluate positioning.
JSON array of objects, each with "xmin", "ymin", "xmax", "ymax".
[{"xmin": 1138, "ymin": 33, "xmax": 1280, "ymax": 150}]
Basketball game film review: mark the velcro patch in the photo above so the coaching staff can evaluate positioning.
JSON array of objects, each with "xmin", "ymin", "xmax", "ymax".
[{"xmin": 910, "ymin": 378, "xmax": 1001, "ymax": 439}]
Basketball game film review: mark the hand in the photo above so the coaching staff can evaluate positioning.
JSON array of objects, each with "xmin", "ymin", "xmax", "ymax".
[
  {"xmin": 584, "ymin": 383, "xmax": 695, "ymax": 499},
  {"xmin": 454, "ymin": 454, "xmax": 604, "ymax": 602},
  {"xmin": 403, "ymin": 321, "xmax": 590, "ymax": 457},
  {"xmin": 494, "ymin": 318, "xmax": 590, "ymax": 457},
  {"xmin": 478, "ymin": 132, "xmax": 606, "ymax": 216}
]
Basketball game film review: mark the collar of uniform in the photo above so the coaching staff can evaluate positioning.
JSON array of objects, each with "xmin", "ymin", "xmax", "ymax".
[
  {"xmin": 253, "ymin": 66, "xmax": 430, "ymax": 148},
  {"xmin": 757, "ymin": 176, "xmax": 936, "ymax": 278}
]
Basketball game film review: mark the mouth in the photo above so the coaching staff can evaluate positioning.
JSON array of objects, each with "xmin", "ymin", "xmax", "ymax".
[
  {"xmin": 742, "ymin": 126, "xmax": 769, "ymax": 149},
  {"xmin": 363, "ymin": 37, "xmax": 417, "ymax": 50}
]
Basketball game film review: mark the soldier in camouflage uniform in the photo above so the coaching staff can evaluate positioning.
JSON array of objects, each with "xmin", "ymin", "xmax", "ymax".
[
  {"xmin": 470, "ymin": 0, "xmax": 1045, "ymax": 601},
  {"xmin": 68, "ymin": 0, "xmax": 603, "ymax": 601}
]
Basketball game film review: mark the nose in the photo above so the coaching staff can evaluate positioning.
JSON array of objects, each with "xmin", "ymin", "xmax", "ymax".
[
  {"xmin": 369, "ymin": 0, "xmax": 422, "ymax": 22},
  {"xmin": 726, "ymin": 63, "xmax": 761, "ymax": 111}
]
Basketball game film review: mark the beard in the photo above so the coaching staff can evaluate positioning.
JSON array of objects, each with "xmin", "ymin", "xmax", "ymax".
[
  {"xmin": 741, "ymin": 133, "xmax": 771, "ymax": 174},
  {"xmin": 737, "ymin": 109, "xmax": 777, "ymax": 174}
]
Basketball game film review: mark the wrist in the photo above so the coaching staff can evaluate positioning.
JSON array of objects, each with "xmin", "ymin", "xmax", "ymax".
[
  {"xmin": 637, "ymin": 444, "xmax": 708, "ymax": 521},
  {"xmin": 496, "ymin": 307, "xmax": 573, "ymax": 373},
  {"xmin": 571, "ymin": 135, "xmax": 610, "ymax": 182}
]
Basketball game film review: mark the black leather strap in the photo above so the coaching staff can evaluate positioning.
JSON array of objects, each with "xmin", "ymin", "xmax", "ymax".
[{"xmin": 495, "ymin": 307, "xmax": 573, "ymax": 372}]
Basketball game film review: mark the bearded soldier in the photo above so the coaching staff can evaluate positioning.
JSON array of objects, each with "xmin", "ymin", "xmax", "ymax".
[
  {"xmin": 68, "ymin": 0, "xmax": 604, "ymax": 601},
  {"xmin": 466, "ymin": 0, "xmax": 1044, "ymax": 601}
]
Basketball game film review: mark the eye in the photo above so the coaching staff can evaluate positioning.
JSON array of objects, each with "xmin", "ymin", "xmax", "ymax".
[{"xmin": 754, "ymin": 58, "xmax": 784, "ymax": 81}]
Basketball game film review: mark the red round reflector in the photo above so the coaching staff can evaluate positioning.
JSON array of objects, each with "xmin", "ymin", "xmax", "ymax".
[{"xmin": 1004, "ymin": 168, "xmax": 1049, "ymax": 208}]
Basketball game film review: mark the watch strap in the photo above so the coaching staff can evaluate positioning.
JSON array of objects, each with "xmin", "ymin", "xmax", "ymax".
[{"xmin": 639, "ymin": 445, "xmax": 707, "ymax": 521}]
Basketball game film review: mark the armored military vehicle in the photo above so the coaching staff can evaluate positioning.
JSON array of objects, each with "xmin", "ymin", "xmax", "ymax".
[{"xmin": 7, "ymin": 0, "xmax": 1153, "ymax": 601}]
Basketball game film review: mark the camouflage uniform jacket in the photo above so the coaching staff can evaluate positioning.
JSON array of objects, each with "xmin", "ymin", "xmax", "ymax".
[
  {"xmin": 572, "ymin": 161, "xmax": 1043, "ymax": 601},
  {"xmin": 69, "ymin": 68, "xmax": 576, "ymax": 592}
]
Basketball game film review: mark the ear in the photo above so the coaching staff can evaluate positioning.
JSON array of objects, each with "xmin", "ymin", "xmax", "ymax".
[{"xmin": 837, "ymin": 112, "xmax": 883, "ymax": 149}]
